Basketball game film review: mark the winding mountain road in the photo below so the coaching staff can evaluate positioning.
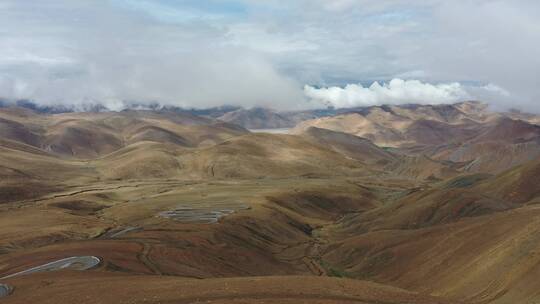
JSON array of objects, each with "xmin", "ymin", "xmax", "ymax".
[{"xmin": 0, "ymin": 256, "xmax": 100, "ymax": 280}]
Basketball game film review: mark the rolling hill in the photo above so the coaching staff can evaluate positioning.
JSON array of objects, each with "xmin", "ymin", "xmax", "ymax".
[{"xmin": 1, "ymin": 102, "xmax": 540, "ymax": 304}]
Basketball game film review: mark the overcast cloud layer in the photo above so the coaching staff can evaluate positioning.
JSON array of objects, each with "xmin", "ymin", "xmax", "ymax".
[{"xmin": 0, "ymin": 1, "xmax": 539, "ymax": 111}]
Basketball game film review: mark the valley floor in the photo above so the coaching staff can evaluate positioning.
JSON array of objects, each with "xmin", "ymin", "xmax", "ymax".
[{"xmin": 0, "ymin": 172, "xmax": 539, "ymax": 303}]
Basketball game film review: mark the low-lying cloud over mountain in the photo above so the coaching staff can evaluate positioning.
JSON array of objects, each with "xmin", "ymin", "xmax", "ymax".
[
  {"xmin": 0, "ymin": 47, "xmax": 303, "ymax": 111},
  {"xmin": 0, "ymin": 1, "xmax": 539, "ymax": 112},
  {"xmin": 304, "ymin": 79, "xmax": 511, "ymax": 109}
]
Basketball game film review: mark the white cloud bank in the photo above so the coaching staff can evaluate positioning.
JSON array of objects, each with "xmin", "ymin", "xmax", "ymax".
[{"xmin": 304, "ymin": 79, "xmax": 511, "ymax": 109}]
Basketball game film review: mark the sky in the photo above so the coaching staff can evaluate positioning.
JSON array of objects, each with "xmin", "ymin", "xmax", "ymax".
[{"xmin": 0, "ymin": 0, "xmax": 539, "ymax": 111}]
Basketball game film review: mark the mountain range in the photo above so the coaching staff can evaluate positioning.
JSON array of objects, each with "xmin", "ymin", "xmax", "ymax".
[{"xmin": 0, "ymin": 100, "xmax": 539, "ymax": 303}]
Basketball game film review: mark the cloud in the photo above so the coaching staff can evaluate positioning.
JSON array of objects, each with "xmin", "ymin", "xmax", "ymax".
[
  {"xmin": 304, "ymin": 79, "xmax": 512, "ymax": 109},
  {"xmin": 0, "ymin": 1, "xmax": 305, "ymax": 111},
  {"xmin": 0, "ymin": 47, "xmax": 304, "ymax": 111},
  {"xmin": 0, "ymin": 1, "xmax": 539, "ymax": 112},
  {"xmin": 234, "ymin": 1, "xmax": 540, "ymax": 112}
]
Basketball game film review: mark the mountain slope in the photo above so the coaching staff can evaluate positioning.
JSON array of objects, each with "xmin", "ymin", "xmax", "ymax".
[
  {"xmin": 293, "ymin": 102, "xmax": 540, "ymax": 173},
  {"xmin": 0, "ymin": 107, "xmax": 248, "ymax": 159},
  {"xmin": 218, "ymin": 107, "xmax": 295, "ymax": 129},
  {"xmin": 299, "ymin": 127, "xmax": 396, "ymax": 166},
  {"xmin": 176, "ymin": 133, "xmax": 369, "ymax": 179},
  {"xmin": 321, "ymin": 158, "xmax": 540, "ymax": 303}
]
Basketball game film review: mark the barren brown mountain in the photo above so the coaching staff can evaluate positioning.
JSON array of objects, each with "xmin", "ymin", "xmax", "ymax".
[
  {"xmin": 293, "ymin": 101, "xmax": 540, "ymax": 173},
  {"xmin": 0, "ymin": 104, "xmax": 539, "ymax": 304}
]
